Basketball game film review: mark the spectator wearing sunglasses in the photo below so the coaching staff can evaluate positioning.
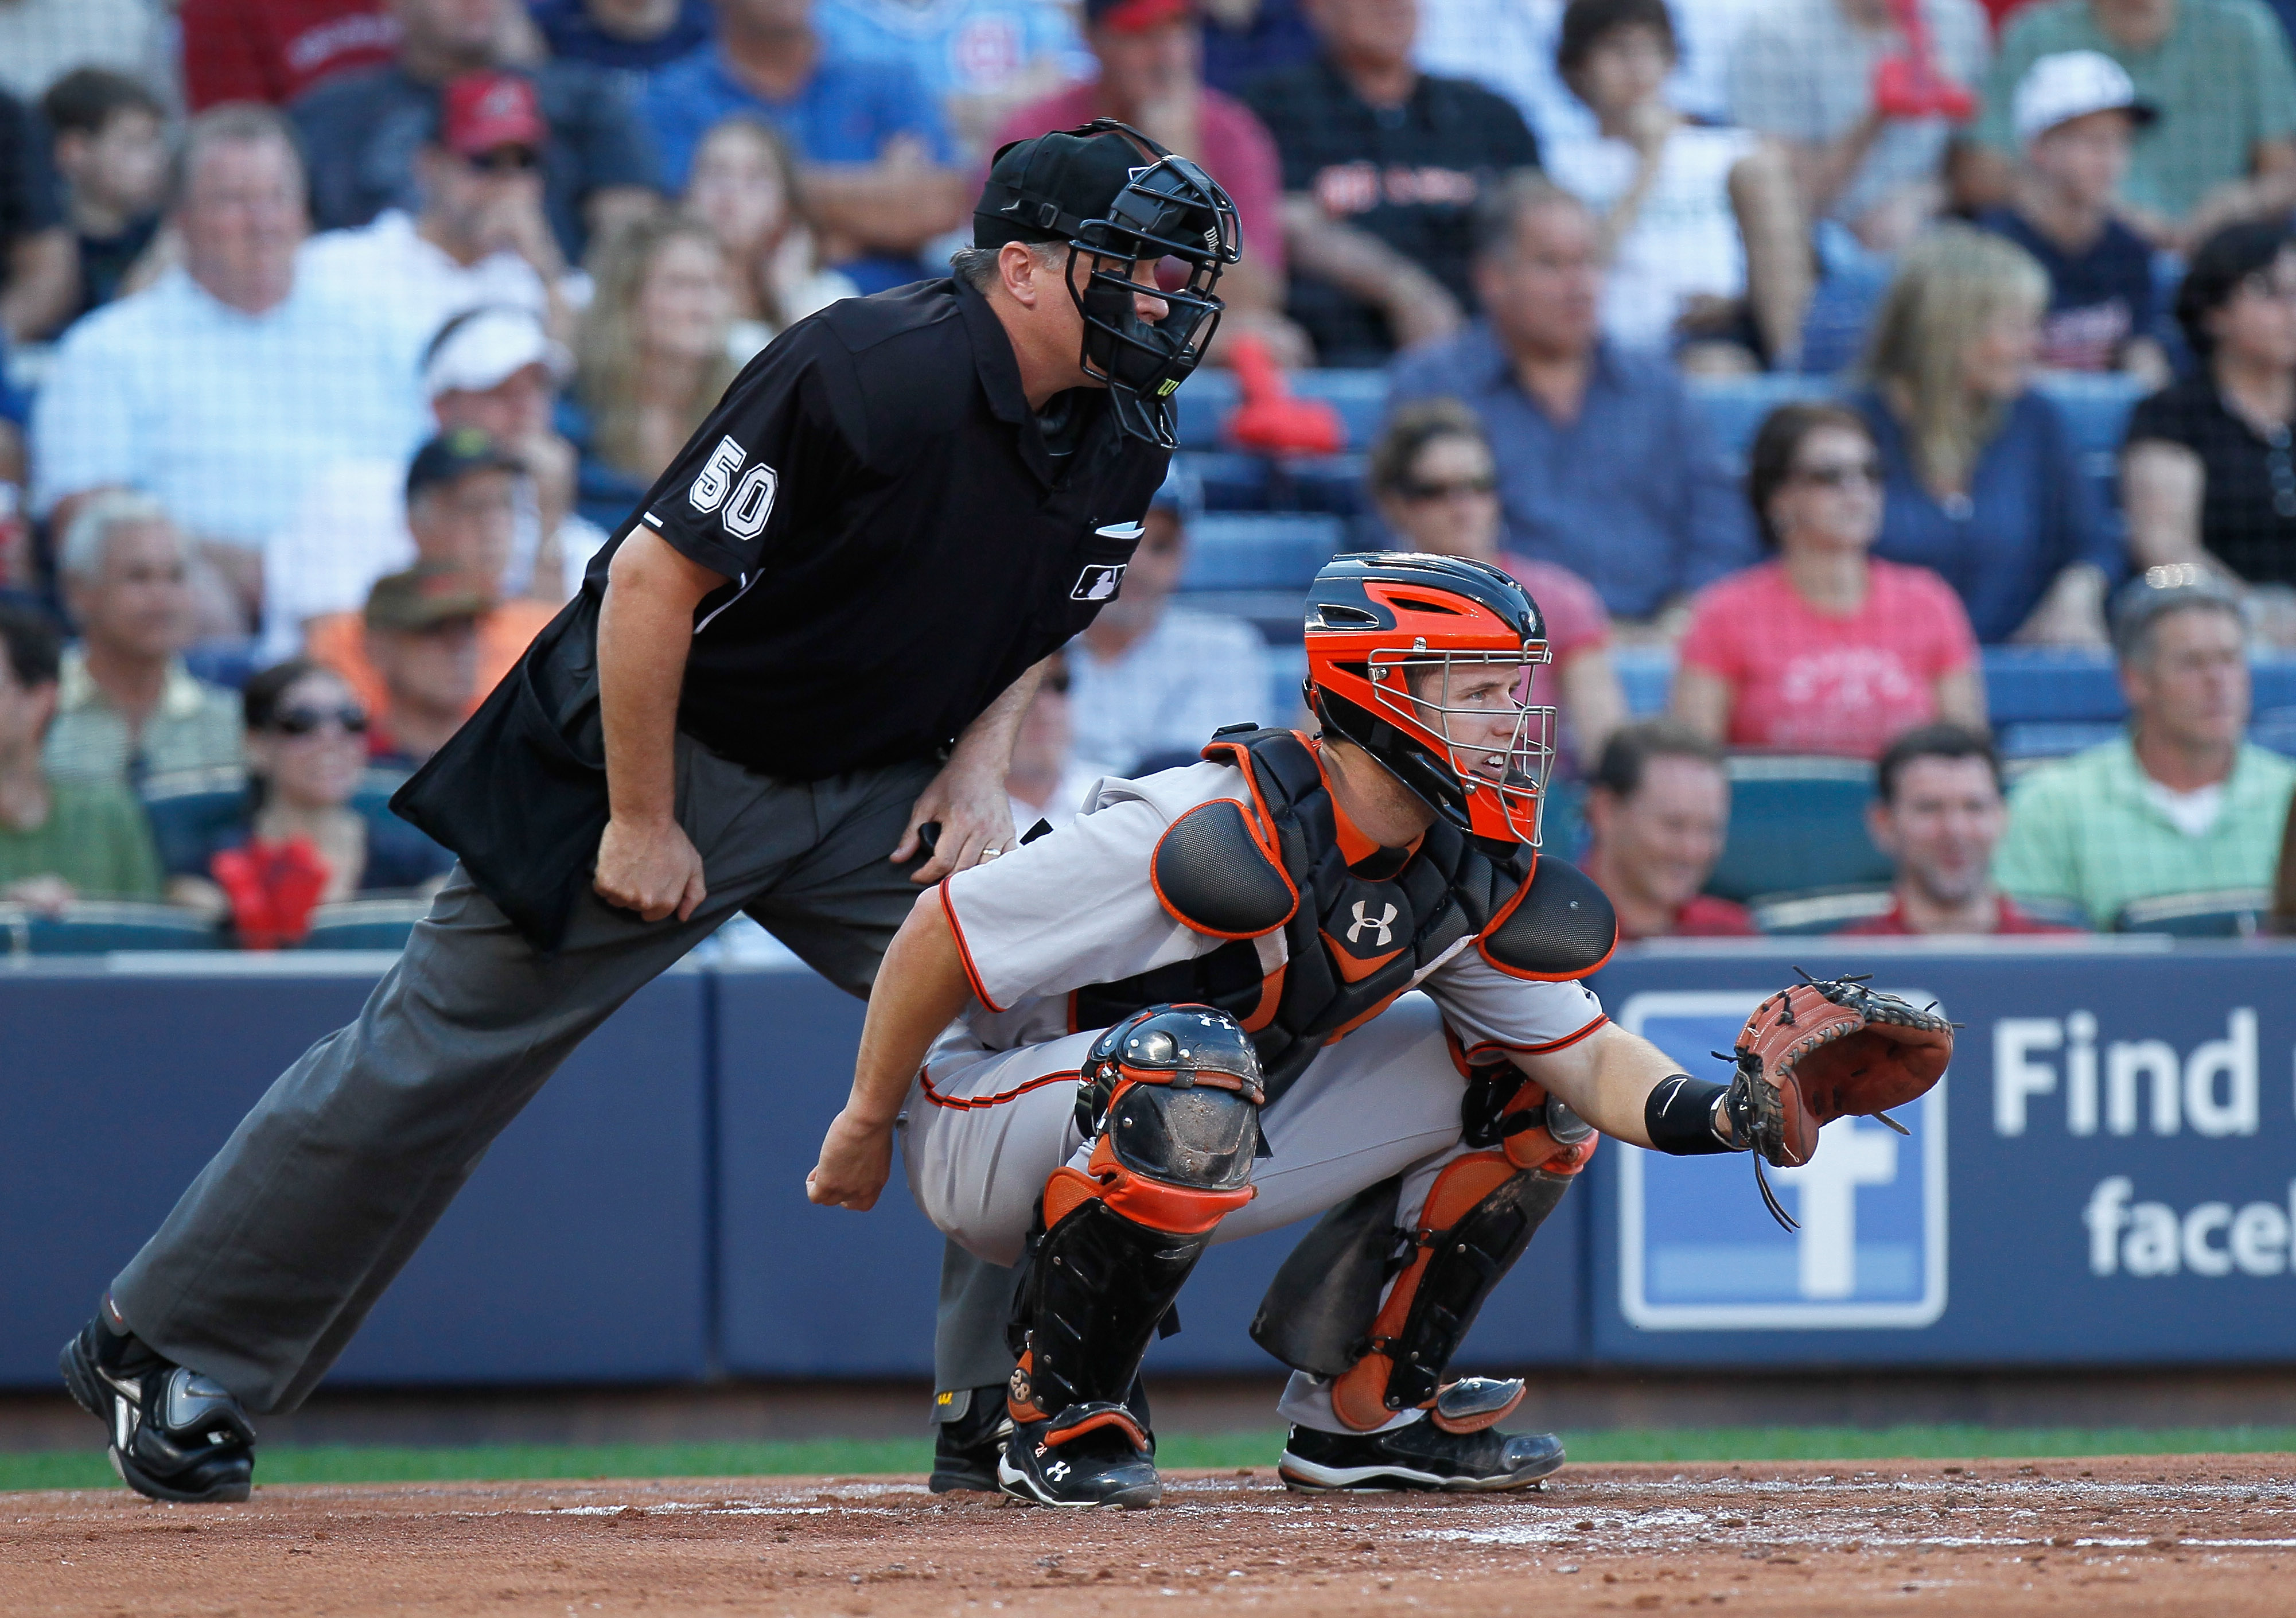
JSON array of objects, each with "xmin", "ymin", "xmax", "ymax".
[
  {"xmin": 298, "ymin": 72, "xmax": 578, "ymax": 369},
  {"xmin": 1671, "ymin": 402, "xmax": 1986, "ymax": 760},
  {"xmin": 1064, "ymin": 465, "xmax": 1272, "ymax": 777},
  {"xmin": 164, "ymin": 659, "xmax": 455, "ymax": 928},
  {"xmin": 1367, "ymin": 397, "xmax": 1625, "ymax": 772}
]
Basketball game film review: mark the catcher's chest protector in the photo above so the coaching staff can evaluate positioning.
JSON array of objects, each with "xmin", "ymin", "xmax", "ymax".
[{"xmin": 1075, "ymin": 728, "xmax": 1616, "ymax": 1103}]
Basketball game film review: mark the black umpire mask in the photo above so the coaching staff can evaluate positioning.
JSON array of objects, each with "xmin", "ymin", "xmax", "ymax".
[{"xmin": 974, "ymin": 119, "xmax": 1242, "ymax": 448}]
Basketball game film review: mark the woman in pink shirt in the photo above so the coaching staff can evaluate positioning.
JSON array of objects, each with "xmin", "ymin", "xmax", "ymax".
[
  {"xmin": 1672, "ymin": 403, "xmax": 1986, "ymax": 760},
  {"xmin": 1368, "ymin": 398, "xmax": 1630, "ymax": 771}
]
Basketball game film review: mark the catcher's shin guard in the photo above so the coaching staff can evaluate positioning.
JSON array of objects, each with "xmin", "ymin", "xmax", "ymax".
[
  {"xmin": 1258, "ymin": 1053, "xmax": 1594, "ymax": 1434},
  {"xmin": 1006, "ymin": 1007, "xmax": 1264, "ymax": 1430}
]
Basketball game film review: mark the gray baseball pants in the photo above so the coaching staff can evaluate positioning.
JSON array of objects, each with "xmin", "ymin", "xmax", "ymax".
[
  {"xmin": 110, "ymin": 736, "xmax": 937, "ymax": 1414},
  {"xmin": 913, "ymin": 994, "xmax": 1487, "ymax": 1432}
]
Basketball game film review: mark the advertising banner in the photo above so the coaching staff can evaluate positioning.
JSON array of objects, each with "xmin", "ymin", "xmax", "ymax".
[{"xmin": 1589, "ymin": 945, "xmax": 2296, "ymax": 1364}]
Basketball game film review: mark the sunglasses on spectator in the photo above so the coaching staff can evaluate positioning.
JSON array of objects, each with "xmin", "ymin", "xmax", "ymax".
[
  {"xmin": 469, "ymin": 146, "xmax": 542, "ymax": 174},
  {"xmin": 1398, "ymin": 474, "xmax": 1498, "ymax": 502},
  {"xmin": 1792, "ymin": 458, "xmax": 1884, "ymax": 489},
  {"xmin": 271, "ymin": 704, "xmax": 369, "ymax": 737}
]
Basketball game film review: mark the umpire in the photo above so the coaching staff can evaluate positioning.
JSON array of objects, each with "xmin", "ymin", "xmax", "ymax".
[{"xmin": 60, "ymin": 119, "xmax": 1243, "ymax": 1504}]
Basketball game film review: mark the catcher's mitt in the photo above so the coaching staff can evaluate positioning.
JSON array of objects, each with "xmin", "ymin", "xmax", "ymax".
[{"xmin": 1725, "ymin": 974, "xmax": 1954, "ymax": 1229}]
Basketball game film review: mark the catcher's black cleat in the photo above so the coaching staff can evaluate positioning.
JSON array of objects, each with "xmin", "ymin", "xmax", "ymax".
[
  {"xmin": 1277, "ymin": 1416, "xmax": 1563, "ymax": 1493},
  {"xmin": 60, "ymin": 1302, "xmax": 255, "ymax": 1504},
  {"xmin": 929, "ymin": 1385, "xmax": 1013, "ymax": 1493},
  {"xmin": 998, "ymin": 1402, "xmax": 1162, "ymax": 1509}
]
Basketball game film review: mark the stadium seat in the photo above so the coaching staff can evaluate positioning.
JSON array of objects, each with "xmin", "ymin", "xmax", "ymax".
[
  {"xmin": 2032, "ymin": 372, "xmax": 2145, "ymax": 462},
  {"xmin": 2113, "ymin": 889, "xmax": 2273, "ymax": 938},
  {"xmin": 181, "ymin": 637, "xmax": 260, "ymax": 691},
  {"xmin": 1686, "ymin": 376, "xmax": 1839, "ymax": 470},
  {"xmin": 302, "ymin": 897, "xmax": 433, "ymax": 951},
  {"xmin": 1704, "ymin": 755, "xmax": 1891, "ymax": 904},
  {"xmin": 1612, "ymin": 645, "xmax": 1672, "ymax": 717},
  {"xmin": 0, "ymin": 900, "xmax": 221, "ymax": 955},
  {"xmin": 1983, "ymin": 648, "xmax": 2125, "ymax": 724},
  {"xmin": 1291, "ymin": 370, "xmax": 1388, "ymax": 449},
  {"xmin": 1748, "ymin": 885, "xmax": 1895, "ymax": 936},
  {"xmin": 1180, "ymin": 513, "xmax": 1348, "ymax": 591}
]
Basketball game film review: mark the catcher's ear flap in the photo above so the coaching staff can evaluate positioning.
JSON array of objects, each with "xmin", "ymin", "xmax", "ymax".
[
  {"xmin": 1150, "ymin": 798, "xmax": 1298, "ymax": 938},
  {"xmin": 1479, "ymin": 855, "xmax": 1617, "ymax": 981}
]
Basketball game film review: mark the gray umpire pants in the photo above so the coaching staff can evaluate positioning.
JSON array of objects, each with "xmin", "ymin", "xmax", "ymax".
[{"xmin": 110, "ymin": 735, "xmax": 937, "ymax": 1414}]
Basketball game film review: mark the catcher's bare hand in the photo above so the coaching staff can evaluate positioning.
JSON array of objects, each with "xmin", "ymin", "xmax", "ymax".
[
  {"xmin": 806, "ymin": 1109, "xmax": 895, "ymax": 1211},
  {"xmin": 893, "ymin": 754, "xmax": 1016, "ymax": 885},
  {"xmin": 593, "ymin": 815, "xmax": 707, "ymax": 922}
]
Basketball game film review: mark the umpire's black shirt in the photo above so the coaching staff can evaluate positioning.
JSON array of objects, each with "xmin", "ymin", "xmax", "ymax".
[{"xmin": 396, "ymin": 277, "xmax": 1171, "ymax": 946}]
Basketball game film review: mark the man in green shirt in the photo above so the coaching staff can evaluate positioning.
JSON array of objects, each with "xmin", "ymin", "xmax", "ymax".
[
  {"xmin": 1995, "ymin": 573, "xmax": 2296, "ymax": 926},
  {"xmin": 0, "ymin": 603, "xmax": 164, "ymax": 908},
  {"xmin": 1959, "ymin": 0, "xmax": 2296, "ymax": 242}
]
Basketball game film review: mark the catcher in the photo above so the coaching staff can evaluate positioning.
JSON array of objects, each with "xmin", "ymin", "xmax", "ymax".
[{"xmin": 807, "ymin": 553, "xmax": 1952, "ymax": 1506}]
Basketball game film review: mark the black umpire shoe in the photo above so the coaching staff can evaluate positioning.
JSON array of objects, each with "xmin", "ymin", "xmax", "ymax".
[
  {"xmin": 1278, "ymin": 1416, "xmax": 1564, "ymax": 1493},
  {"xmin": 60, "ymin": 1301, "xmax": 256, "ymax": 1504},
  {"xmin": 929, "ymin": 1385, "xmax": 1013, "ymax": 1493},
  {"xmin": 998, "ymin": 1401, "xmax": 1162, "ymax": 1509}
]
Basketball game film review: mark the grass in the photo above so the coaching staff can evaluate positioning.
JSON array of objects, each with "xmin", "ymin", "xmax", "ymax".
[{"xmin": 7, "ymin": 1426, "xmax": 2295, "ymax": 1493}]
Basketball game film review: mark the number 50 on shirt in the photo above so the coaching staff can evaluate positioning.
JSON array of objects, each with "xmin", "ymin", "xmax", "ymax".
[{"xmin": 687, "ymin": 435, "xmax": 780, "ymax": 544}]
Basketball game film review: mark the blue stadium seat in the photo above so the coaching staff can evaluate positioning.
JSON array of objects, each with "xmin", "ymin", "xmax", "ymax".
[
  {"xmin": 2114, "ymin": 888, "xmax": 2272, "ymax": 938},
  {"xmin": 1612, "ymin": 645, "xmax": 1672, "ymax": 717},
  {"xmin": 1265, "ymin": 644, "xmax": 1308, "ymax": 726},
  {"xmin": 1172, "ymin": 369, "xmax": 1386, "ymax": 455},
  {"xmin": 2032, "ymin": 372, "xmax": 2146, "ymax": 461},
  {"xmin": 302, "ymin": 897, "xmax": 433, "ymax": 951},
  {"xmin": 1180, "ymin": 513, "xmax": 1347, "ymax": 591},
  {"xmin": 1292, "ymin": 370, "xmax": 1388, "ymax": 449},
  {"xmin": 1983, "ymin": 648, "xmax": 2124, "ymax": 724},
  {"xmin": 1174, "ymin": 371, "xmax": 1240, "ymax": 450},
  {"xmin": 0, "ymin": 901, "xmax": 221, "ymax": 955},
  {"xmin": 181, "ymin": 637, "xmax": 261, "ymax": 691},
  {"xmin": 1705, "ymin": 755, "xmax": 1891, "ymax": 904},
  {"xmin": 1685, "ymin": 376, "xmax": 1839, "ymax": 470}
]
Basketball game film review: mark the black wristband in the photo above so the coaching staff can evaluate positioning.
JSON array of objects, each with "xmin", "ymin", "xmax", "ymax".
[{"xmin": 1644, "ymin": 1074, "xmax": 1735, "ymax": 1156}]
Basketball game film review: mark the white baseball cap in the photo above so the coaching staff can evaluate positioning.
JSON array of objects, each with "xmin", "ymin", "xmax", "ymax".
[
  {"xmin": 2013, "ymin": 50, "xmax": 2157, "ymax": 145},
  {"xmin": 421, "ymin": 305, "xmax": 573, "ymax": 399}
]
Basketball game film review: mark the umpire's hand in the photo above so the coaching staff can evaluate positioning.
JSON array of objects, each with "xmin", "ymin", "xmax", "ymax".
[{"xmin": 594, "ymin": 815, "xmax": 709, "ymax": 922}]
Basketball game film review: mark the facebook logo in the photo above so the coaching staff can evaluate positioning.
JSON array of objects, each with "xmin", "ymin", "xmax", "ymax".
[{"xmin": 1617, "ymin": 992, "xmax": 1948, "ymax": 1330}]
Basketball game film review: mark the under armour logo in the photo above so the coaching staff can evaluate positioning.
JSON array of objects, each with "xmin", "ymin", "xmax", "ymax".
[
  {"xmin": 1346, "ymin": 901, "xmax": 1398, "ymax": 947},
  {"xmin": 1045, "ymin": 1458, "xmax": 1071, "ymax": 1481}
]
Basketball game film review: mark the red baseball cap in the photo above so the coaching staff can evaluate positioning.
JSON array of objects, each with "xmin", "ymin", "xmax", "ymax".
[
  {"xmin": 1087, "ymin": 0, "xmax": 1193, "ymax": 32},
  {"xmin": 439, "ymin": 72, "xmax": 546, "ymax": 158}
]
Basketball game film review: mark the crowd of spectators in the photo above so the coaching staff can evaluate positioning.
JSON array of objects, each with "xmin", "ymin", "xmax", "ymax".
[{"xmin": 0, "ymin": 0, "xmax": 2293, "ymax": 948}]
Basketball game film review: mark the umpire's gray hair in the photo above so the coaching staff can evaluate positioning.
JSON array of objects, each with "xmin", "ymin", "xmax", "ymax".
[
  {"xmin": 950, "ymin": 239, "xmax": 1069, "ymax": 293},
  {"xmin": 168, "ymin": 102, "xmax": 307, "ymax": 214},
  {"xmin": 59, "ymin": 491, "xmax": 185, "ymax": 581}
]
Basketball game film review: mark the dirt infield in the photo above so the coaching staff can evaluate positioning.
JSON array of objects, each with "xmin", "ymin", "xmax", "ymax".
[{"xmin": 10, "ymin": 1454, "xmax": 2294, "ymax": 1617}]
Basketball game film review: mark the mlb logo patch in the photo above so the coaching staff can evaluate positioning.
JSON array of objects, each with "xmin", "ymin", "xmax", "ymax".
[
  {"xmin": 1072, "ymin": 563, "xmax": 1126, "ymax": 602},
  {"xmin": 1617, "ymin": 991, "xmax": 1948, "ymax": 1330}
]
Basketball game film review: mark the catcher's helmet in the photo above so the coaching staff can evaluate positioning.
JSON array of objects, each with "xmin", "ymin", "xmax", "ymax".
[
  {"xmin": 1303, "ymin": 553, "xmax": 1555, "ymax": 846},
  {"xmin": 975, "ymin": 119, "xmax": 1240, "ymax": 448}
]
